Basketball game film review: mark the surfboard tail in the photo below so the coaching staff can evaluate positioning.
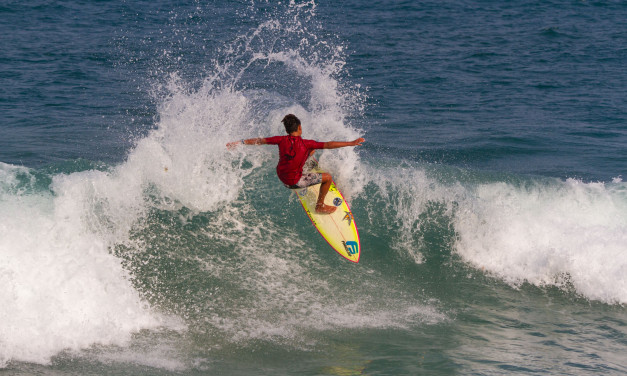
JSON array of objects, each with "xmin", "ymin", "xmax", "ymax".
[{"xmin": 293, "ymin": 179, "xmax": 361, "ymax": 263}]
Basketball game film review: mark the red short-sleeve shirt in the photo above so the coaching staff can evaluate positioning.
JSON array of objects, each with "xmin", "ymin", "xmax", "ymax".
[{"xmin": 264, "ymin": 135, "xmax": 325, "ymax": 186}]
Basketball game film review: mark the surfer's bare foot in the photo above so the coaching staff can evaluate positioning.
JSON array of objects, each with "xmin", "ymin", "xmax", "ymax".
[{"xmin": 315, "ymin": 203, "xmax": 336, "ymax": 214}]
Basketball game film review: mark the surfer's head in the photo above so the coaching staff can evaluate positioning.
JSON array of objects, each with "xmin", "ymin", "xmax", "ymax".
[{"xmin": 282, "ymin": 114, "xmax": 301, "ymax": 134}]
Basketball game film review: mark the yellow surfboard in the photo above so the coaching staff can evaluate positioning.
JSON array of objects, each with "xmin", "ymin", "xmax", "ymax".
[{"xmin": 292, "ymin": 167, "xmax": 360, "ymax": 263}]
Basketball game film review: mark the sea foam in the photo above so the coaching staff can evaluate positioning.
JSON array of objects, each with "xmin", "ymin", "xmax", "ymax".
[
  {"xmin": 454, "ymin": 177, "xmax": 627, "ymax": 304},
  {"xmin": 375, "ymin": 162, "xmax": 627, "ymax": 304},
  {"xmin": 0, "ymin": 165, "xmax": 166, "ymax": 367}
]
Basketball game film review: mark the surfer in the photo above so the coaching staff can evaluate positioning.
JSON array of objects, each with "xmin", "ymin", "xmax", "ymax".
[{"xmin": 227, "ymin": 114, "xmax": 364, "ymax": 214}]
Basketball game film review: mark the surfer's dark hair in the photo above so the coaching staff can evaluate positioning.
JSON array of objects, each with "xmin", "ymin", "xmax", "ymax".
[{"xmin": 282, "ymin": 114, "xmax": 301, "ymax": 134}]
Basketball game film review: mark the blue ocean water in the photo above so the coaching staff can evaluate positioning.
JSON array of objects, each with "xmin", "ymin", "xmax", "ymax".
[{"xmin": 1, "ymin": 1, "xmax": 626, "ymax": 374}]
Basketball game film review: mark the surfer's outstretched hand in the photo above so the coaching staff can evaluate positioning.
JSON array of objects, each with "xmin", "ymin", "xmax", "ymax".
[
  {"xmin": 227, "ymin": 137, "xmax": 266, "ymax": 150},
  {"xmin": 352, "ymin": 138, "xmax": 365, "ymax": 146},
  {"xmin": 226, "ymin": 141, "xmax": 239, "ymax": 150}
]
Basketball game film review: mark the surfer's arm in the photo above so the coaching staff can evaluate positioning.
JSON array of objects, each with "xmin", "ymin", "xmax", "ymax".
[
  {"xmin": 323, "ymin": 138, "xmax": 365, "ymax": 149},
  {"xmin": 226, "ymin": 138, "xmax": 268, "ymax": 149}
]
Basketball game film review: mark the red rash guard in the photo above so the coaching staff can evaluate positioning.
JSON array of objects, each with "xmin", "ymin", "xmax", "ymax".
[{"xmin": 264, "ymin": 135, "xmax": 325, "ymax": 186}]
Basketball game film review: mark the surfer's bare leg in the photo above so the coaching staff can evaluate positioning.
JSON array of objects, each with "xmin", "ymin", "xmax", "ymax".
[{"xmin": 316, "ymin": 173, "xmax": 336, "ymax": 214}]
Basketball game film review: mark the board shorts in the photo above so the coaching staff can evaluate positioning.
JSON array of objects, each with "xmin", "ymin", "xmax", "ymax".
[
  {"xmin": 285, "ymin": 155, "xmax": 322, "ymax": 189},
  {"xmin": 287, "ymin": 172, "xmax": 323, "ymax": 189}
]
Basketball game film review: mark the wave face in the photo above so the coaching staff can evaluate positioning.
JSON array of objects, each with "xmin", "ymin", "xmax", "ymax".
[{"xmin": 372, "ymin": 164, "xmax": 627, "ymax": 303}]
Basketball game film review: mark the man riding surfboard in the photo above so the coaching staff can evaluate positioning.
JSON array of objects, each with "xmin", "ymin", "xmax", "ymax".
[{"xmin": 227, "ymin": 114, "xmax": 364, "ymax": 214}]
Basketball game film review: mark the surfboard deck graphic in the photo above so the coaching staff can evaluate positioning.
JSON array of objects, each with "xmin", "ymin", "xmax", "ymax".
[{"xmin": 292, "ymin": 170, "xmax": 360, "ymax": 263}]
